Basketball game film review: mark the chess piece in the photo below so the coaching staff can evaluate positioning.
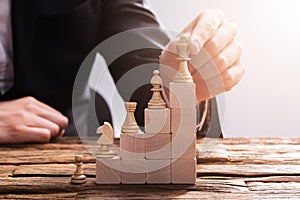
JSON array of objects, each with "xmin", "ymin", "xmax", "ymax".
[
  {"xmin": 121, "ymin": 102, "xmax": 139, "ymax": 133},
  {"xmin": 96, "ymin": 122, "xmax": 115, "ymax": 158},
  {"xmin": 173, "ymin": 36, "xmax": 193, "ymax": 83},
  {"xmin": 71, "ymin": 155, "xmax": 86, "ymax": 184},
  {"xmin": 148, "ymin": 70, "xmax": 166, "ymax": 109}
]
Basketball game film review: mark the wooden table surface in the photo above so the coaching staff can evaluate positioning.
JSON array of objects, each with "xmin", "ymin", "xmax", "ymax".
[{"xmin": 1, "ymin": 137, "xmax": 300, "ymax": 199}]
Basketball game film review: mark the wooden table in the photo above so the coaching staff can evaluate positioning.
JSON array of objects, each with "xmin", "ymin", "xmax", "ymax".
[{"xmin": 1, "ymin": 137, "xmax": 300, "ymax": 199}]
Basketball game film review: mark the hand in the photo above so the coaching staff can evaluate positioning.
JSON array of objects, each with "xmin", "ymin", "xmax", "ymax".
[
  {"xmin": 160, "ymin": 10, "xmax": 245, "ymax": 102},
  {"xmin": 0, "ymin": 97, "xmax": 69, "ymax": 144}
]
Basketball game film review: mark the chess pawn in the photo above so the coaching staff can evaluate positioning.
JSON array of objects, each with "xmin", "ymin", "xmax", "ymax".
[
  {"xmin": 148, "ymin": 70, "xmax": 166, "ymax": 109},
  {"xmin": 173, "ymin": 36, "xmax": 193, "ymax": 83},
  {"xmin": 96, "ymin": 122, "xmax": 115, "ymax": 158},
  {"xmin": 71, "ymin": 155, "xmax": 87, "ymax": 184},
  {"xmin": 121, "ymin": 102, "xmax": 139, "ymax": 133}
]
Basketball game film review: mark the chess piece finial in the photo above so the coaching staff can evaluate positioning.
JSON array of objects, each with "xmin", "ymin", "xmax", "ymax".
[
  {"xmin": 121, "ymin": 102, "xmax": 139, "ymax": 133},
  {"xmin": 71, "ymin": 155, "xmax": 87, "ymax": 184},
  {"xmin": 148, "ymin": 70, "xmax": 166, "ymax": 109},
  {"xmin": 96, "ymin": 122, "xmax": 115, "ymax": 158},
  {"xmin": 177, "ymin": 36, "xmax": 190, "ymax": 58},
  {"xmin": 173, "ymin": 36, "xmax": 193, "ymax": 83}
]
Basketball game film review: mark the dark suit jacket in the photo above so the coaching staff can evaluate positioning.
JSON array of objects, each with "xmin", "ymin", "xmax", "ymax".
[{"xmin": 0, "ymin": 0, "xmax": 222, "ymax": 137}]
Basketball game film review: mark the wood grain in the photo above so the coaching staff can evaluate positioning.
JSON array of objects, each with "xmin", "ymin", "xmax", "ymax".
[
  {"xmin": 0, "ymin": 165, "xmax": 16, "ymax": 178},
  {"xmin": 1, "ymin": 137, "xmax": 300, "ymax": 199},
  {"xmin": 0, "ymin": 177, "xmax": 248, "ymax": 194},
  {"xmin": 247, "ymin": 182, "xmax": 300, "ymax": 194},
  {"xmin": 0, "ymin": 150, "xmax": 95, "ymax": 165},
  {"xmin": 0, "ymin": 193, "xmax": 77, "ymax": 200},
  {"xmin": 198, "ymin": 164, "xmax": 300, "ymax": 176},
  {"xmin": 13, "ymin": 164, "xmax": 96, "ymax": 177}
]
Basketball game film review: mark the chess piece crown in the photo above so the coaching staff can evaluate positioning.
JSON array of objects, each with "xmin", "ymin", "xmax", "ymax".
[
  {"xmin": 174, "ymin": 36, "xmax": 193, "ymax": 83},
  {"xmin": 148, "ymin": 70, "xmax": 166, "ymax": 109}
]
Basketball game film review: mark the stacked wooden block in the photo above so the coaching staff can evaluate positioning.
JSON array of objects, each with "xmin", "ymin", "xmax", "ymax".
[
  {"xmin": 96, "ymin": 77, "xmax": 197, "ymax": 184},
  {"xmin": 96, "ymin": 36, "xmax": 197, "ymax": 185},
  {"xmin": 143, "ymin": 98, "xmax": 172, "ymax": 184},
  {"xmin": 169, "ymin": 81, "xmax": 197, "ymax": 184}
]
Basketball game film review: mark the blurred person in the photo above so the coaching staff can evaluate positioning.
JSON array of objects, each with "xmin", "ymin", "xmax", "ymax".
[{"xmin": 0, "ymin": 0, "xmax": 244, "ymax": 144}]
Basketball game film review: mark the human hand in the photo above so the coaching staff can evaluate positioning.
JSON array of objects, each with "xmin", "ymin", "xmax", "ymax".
[
  {"xmin": 160, "ymin": 10, "xmax": 245, "ymax": 102},
  {"xmin": 0, "ymin": 97, "xmax": 69, "ymax": 144}
]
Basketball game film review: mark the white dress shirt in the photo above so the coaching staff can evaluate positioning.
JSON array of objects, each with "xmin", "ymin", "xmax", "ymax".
[{"xmin": 0, "ymin": 0, "xmax": 13, "ymax": 95}]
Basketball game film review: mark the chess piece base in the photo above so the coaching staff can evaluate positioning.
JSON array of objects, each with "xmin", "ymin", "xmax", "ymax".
[
  {"xmin": 97, "ymin": 150, "xmax": 115, "ymax": 158},
  {"xmin": 71, "ymin": 175, "xmax": 87, "ymax": 184},
  {"xmin": 121, "ymin": 125, "xmax": 139, "ymax": 133},
  {"xmin": 173, "ymin": 74, "xmax": 193, "ymax": 83},
  {"xmin": 148, "ymin": 101, "xmax": 166, "ymax": 109}
]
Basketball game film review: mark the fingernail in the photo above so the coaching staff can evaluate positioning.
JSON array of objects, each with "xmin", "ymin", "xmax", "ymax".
[
  {"xmin": 189, "ymin": 37, "xmax": 201, "ymax": 55},
  {"xmin": 166, "ymin": 40, "xmax": 178, "ymax": 54},
  {"xmin": 58, "ymin": 129, "xmax": 65, "ymax": 138},
  {"xmin": 191, "ymin": 34, "xmax": 205, "ymax": 48},
  {"xmin": 182, "ymin": 32, "xmax": 191, "ymax": 38}
]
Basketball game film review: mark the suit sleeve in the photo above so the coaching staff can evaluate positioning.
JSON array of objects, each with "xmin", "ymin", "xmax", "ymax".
[
  {"xmin": 97, "ymin": 0, "xmax": 170, "ymax": 127},
  {"xmin": 100, "ymin": 0, "xmax": 162, "ymax": 40}
]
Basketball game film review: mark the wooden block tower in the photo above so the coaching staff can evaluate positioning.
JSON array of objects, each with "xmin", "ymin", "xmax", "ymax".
[
  {"xmin": 96, "ymin": 36, "xmax": 197, "ymax": 184},
  {"xmin": 169, "ymin": 36, "xmax": 197, "ymax": 184},
  {"xmin": 144, "ymin": 70, "xmax": 172, "ymax": 184},
  {"xmin": 120, "ymin": 102, "xmax": 146, "ymax": 184}
]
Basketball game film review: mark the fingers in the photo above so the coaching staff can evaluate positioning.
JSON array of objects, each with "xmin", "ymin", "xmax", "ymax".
[
  {"xmin": 213, "ymin": 41, "xmax": 242, "ymax": 74},
  {"xmin": 203, "ymin": 21, "xmax": 237, "ymax": 58},
  {"xmin": 191, "ymin": 72, "xmax": 211, "ymax": 102},
  {"xmin": 188, "ymin": 10, "xmax": 224, "ymax": 47},
  {"xmin": 161, "ymin": 9, "xmax": 244, "ymax": 102},
  {"xmin": 189, "ymin": 10, "xmax": 224, "ymax": 55},
  {"xmin": 192, "ymin": 59, "xmax": 244, "ymax": 102},
  {"xmin": 188, "ymin": 21, "xmax": 238, "ymax": 72},
  {"xmin": 167, "ymin": 10, "xmax": 224, "ymax": 56},
  {"xmin": 168, "ymin": 11, "xmax": 236, "ymax": 63},
  {"xmin": 25, "ymin": 113, "xmax": 61, "ymax": 138},
  {"xmin": 0, "ymin": 97, "xmax": 68, "ymax": 144},
  {"xmin": 221, "ymin": 60, "xmax": 245, "ymax": 91},
  {"xmin": 194, "ymin": 41, "xmax": 242, "ymax": 79},
  {"xmin": 3, "ymin": 126, "xmax": 51, "ymax": 144},
  {"xmin": 23, "ymin": 97, "xmax": 69, "ymax": 130},
  {"xmin": 28, "ymin": 102, "xmax": 68, "ymax": 130},
  {"xmin": 19, "ymin": 127, "xmax": 51, "ymax": 143},
  {"xmin": 207, "ymin": 60, "xmax": 245, "ymax": 92}
]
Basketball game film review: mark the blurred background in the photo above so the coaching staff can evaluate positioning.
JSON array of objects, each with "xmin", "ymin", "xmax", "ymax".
[{"xmin": 149, "ymin": 0, "xmax": 300, "ymax": 137}]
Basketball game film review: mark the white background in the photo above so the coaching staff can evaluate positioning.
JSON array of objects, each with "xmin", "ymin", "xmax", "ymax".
[{"xmin": 149, "ymin": 0, "xmax": 300, "ymax": 137}]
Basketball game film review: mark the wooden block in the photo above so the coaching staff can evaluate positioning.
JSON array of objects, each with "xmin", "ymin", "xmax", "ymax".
[
  {"xmin": 171, "ymin": 108, "xmax": 196, "ymax": 134},
  {"xmin": 146, "ymin": 159, "xmax": 171, "ymax": 184},
  {"xmin": 171, "ymin": 158, "xmax": 196, "ymax": 184},
  {"xmin": 96, "ymin": 156, "xmax": 121, "ymax": 184},
  {"xmin": 121, "ymin": 159, "xmax": 146, "ymax": 184},
  {"xmin": 172, "ymin": 134, "xmax": 196, "ymax": 158},
  {"xmin": 144, "ymin": 108, "xmax": 170, "ymax": 134},
  {"xmin": 120, "ymin": 133, "xmax": 145, "ymax": 159},
  {"xmin": 169, "ymin": 82, "xmax": 196, "ymax": 108},
  {"xmin": 145, "ymin": 133, "xmax": 171, "ymax": 159}
]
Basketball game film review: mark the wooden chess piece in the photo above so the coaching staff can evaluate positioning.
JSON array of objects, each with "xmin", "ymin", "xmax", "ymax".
[
  {"xmin": 121, "ymin": 102, "xmax": 139, "ymax": 133},
  {"xmin": 173, "ymin": 36, "xmax": 193, "ymax": 83},
  {"xmin": 148, "ymin": 70, "xmax": 166, "ymax": 109},
  {"xmin": 71, "ymin": 155, "xmax": 87, "ymax": 184},
  {"xmin": 96, "ymin": 122, "xmax": 115, "ymax": 158}
]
